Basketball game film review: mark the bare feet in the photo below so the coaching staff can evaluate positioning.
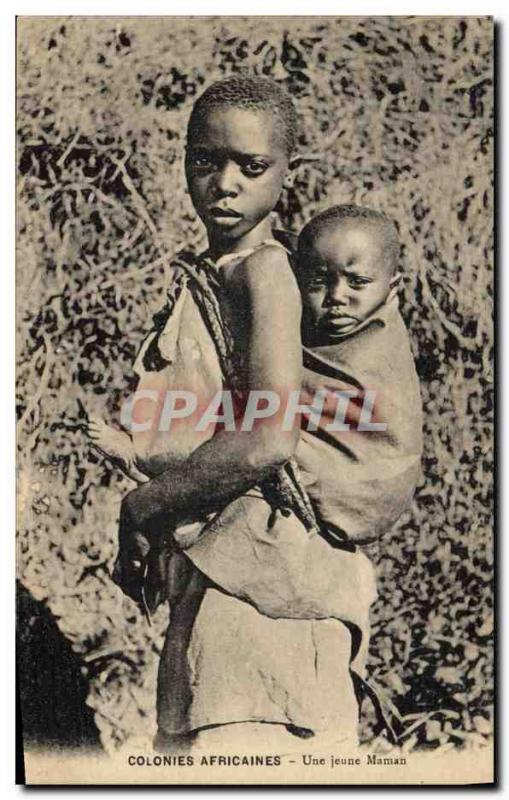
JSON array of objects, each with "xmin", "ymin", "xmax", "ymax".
[
  {"xmin": 85, "ymin": 415, "xmax": 148, "ymax": 483},
  {"xmin": 86, "ymin": 415, "xmax": 132, "ymax": 460}
]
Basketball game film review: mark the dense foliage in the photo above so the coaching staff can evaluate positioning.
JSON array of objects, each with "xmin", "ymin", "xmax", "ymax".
[{"xmin": 17, "ymin": 16, "xmax": 493, "ymax": 753}]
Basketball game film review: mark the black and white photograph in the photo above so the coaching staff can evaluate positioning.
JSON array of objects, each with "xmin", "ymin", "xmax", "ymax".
[{"xmin": 15, "ymin": 14, "xmax": 494, "ymax": 785}]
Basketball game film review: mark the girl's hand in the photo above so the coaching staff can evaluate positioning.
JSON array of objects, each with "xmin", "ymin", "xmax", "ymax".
[
  {"xmin": 118, "ymin": 490, "xmax": 156, "ymax": 555},
  {"xmin": 113, "ymin": 492, "xmax": 173, "ymax": 616},
  {"xmin": 112, "ymin": 492, "xmax": 152, "ymax": 604}
]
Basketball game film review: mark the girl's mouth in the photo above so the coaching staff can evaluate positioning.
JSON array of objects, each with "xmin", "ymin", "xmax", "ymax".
[{"xmin": 208, "ymin": 206, "xmax": 243, "ymax": 219}]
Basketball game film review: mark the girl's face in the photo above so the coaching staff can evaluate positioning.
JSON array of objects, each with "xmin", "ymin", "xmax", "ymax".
[{"xmin": 185, "ymin": 107, "xmax": 289, "ymax": 253}]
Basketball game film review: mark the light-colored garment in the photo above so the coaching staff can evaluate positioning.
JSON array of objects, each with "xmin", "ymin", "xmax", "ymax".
[
  {"xmin": 184, "ymin": 487, "xmax": 374, "ymax": 673},
  {"xmin": 297, "ymin": 294, "xmax": 423, "ymax": 543},
  {"xmin": 130, "ymin": 268, "xmax": 223, "ymax": 477},
  {"xmin": 157, "ymin": 583, "xmax": 360, "ymax": 741},
  {"xmin": 130, "ymin": 240, "xmax": 289, "ymax": 476}
]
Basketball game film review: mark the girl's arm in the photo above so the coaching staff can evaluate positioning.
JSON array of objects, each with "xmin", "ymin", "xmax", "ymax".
[{"xmin": 122, "ymin": 246, "xmax": 302, "ymax": 529}]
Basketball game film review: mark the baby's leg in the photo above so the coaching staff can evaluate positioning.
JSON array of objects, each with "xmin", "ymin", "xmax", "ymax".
[{"xmin": 86, "ymin": 415, "xmax": 148, "ymax": 483}]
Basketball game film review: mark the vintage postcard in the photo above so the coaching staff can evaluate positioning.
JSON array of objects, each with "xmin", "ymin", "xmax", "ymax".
[{"xmin": 16, "ymin": 15, "xmax": 494, "ymax": 785}]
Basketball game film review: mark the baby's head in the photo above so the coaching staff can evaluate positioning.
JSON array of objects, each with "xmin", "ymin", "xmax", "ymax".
[
  {"xmin": 185, "ymin": 75, "xmax": 298, "ymax": 250},
  {"xmin": 296, "ymin": 205, "xmax": 400, "ymax": 345}
]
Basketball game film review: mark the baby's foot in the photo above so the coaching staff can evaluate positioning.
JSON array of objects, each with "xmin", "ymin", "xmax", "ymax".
[
  {"xmin": 86, "ymin": 415, "xmax": 148, "ymax": 483},
  {"xmin": 86, "ymin": 415, "xmax": 133, "ymax": 461}
]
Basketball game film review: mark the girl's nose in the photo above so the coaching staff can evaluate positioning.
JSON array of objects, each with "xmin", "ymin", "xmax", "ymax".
[{"xmin": 214, "ymin": 162, "xmax": 240, "ymax": 196}]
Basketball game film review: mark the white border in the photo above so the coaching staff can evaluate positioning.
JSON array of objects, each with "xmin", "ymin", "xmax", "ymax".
[
  {"xmin": 2, "ymin": 2, "xmax": 504, "ymax": 15},
  {"xmin": 3, "ymin": 4, "xmax": 504, "ymax": 797},
  {"xmin": 2, "ymin": 8, "xmax": 17, "ymax": 799}
]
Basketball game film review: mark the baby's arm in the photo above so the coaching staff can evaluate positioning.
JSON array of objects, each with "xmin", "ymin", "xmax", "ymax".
[{"xmin": 86, "ymin": 415, "xmax": 149, "ymax": 484}]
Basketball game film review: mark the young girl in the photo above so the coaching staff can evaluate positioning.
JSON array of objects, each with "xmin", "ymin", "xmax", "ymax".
[{"xmin": 94, "ymin": 77, "xmax": 376, "ymax": 752}]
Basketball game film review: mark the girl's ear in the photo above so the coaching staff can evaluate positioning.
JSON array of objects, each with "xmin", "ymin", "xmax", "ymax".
[
  {"xmin": 285, "ymin": 152, "xmax": 321, "ymax": 186},
  {"xmin": 288, "ymin": 154, "xmax": 302, "ymax": 171},
  {"xmin": 284, "ymin": 155, "xmax": 300, "ymax": 188},
  {"xmin": 390, "ymin": 272, "xmax": 402, "ymax": 290},
  {"xmin": 288, "ymin": 152, "xmax": 321, "ymax": 169}
]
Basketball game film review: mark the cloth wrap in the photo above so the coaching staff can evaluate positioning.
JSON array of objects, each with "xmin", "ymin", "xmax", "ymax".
[{"xmin": 297, "ymin": 292, "xmax": 423, "ymax": 544}]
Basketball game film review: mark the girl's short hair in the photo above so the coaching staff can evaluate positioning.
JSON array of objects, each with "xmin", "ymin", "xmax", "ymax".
[{"xmin": 188, "ymin": 75, "xmax": 298, "ymax": 157}]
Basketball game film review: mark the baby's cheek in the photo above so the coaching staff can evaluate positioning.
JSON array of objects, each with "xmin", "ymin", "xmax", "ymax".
[{"xmin": 365, "ymin": 285, "xmax": 389, "ymax": 313}]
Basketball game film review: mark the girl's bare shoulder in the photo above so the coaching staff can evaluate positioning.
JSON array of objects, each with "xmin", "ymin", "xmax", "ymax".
[{"xmin": 226, "ymin": 243, "xmax": 299, "ymax": 302}]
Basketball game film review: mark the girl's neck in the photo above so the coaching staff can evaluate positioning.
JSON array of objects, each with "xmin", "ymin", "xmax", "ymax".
[{"xmin": 207, "ymin": 217, "xmax": 274, "ymax": 261}]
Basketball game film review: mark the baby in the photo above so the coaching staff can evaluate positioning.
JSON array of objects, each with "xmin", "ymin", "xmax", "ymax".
[{"xmin": 294, "ymin": 204, "xmax": 423, "ymax": 544}]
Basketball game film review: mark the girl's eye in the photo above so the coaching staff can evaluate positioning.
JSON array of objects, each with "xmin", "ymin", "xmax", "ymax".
[
  {"xmin": 190, "ymin": 153, "xmax": 214, "ymax": 170},
  {"xmin": 307, "ymin": 278, "xmax": 327, "ymax": 290},
  {"xmin": 242, "ymin": 161, "xmax": 268, "ymax": 177}
]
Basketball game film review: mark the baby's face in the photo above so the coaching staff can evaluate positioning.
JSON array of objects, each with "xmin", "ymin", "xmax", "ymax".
[
  {"xmin": 299, "ymin": 221, "xmax": 397, "ymax": 344},
  {"xmin": 185, "ymin": 107, "xmax": 289, "ymax": 250}
]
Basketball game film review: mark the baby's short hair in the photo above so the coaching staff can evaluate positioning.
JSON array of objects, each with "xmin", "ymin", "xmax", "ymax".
[
  {"xmin": 187, "ymin": 75, "xmax": 298, "ymax": 157},
  {"xmin": 298, "ymin": 204, "xmax": 400, "ymax": 273}
]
